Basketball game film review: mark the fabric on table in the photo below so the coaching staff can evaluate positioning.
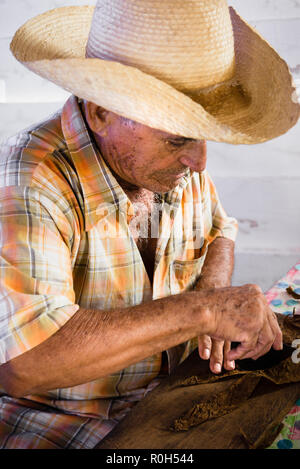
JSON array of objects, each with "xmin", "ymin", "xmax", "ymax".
[
  {"xmin": 265, "ymin": 262, "xmax": 300, "ymax": 449},
  {"xmin": 0, "ymin": 95, "xmax": 238, "ymax": 448}
]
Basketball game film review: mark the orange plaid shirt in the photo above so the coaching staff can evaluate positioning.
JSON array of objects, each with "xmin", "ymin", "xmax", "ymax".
[{"xmin": 0, "ymin": 96, "xmax": 238, "ymax": 447}]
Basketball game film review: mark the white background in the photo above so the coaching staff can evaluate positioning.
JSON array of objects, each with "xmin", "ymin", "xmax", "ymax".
[{"xmin": 0, "ymin": 0, "xmax": 300, "ymax": 291}]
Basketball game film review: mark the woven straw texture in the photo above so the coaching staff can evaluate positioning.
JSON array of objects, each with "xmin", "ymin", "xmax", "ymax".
[{"xmin": 10, "ymin": 0, "xmax": 300, "ymax": 144}]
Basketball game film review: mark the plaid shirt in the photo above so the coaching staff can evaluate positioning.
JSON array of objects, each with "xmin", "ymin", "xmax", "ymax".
[{"xmin": 0, "ymin": 96, "xmax": 238, "ymax": 448}]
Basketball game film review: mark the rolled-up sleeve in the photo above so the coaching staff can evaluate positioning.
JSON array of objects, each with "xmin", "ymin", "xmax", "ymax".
[
  {"xmin": 0, "ymin": 185, "xmax": 79, "ymax": 364},
  {"xmin": 201, "ymin": 171, "xmax": 238, "ymax": 244}
]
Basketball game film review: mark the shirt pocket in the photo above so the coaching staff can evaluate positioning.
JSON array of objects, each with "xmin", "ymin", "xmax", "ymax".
[{"xmin": 170, "ymin": 249, "xmax": 208, "ymax": 295}]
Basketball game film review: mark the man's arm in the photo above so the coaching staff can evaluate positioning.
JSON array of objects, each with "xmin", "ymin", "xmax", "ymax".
[
  {"xmin": 195, "ymin": 237, "xmax": 236, "ymax": 373},
  {"xmin": 194, "ymin": 237, "xmax": 235, "ymax": 291},
  {"xmin": 0, "ymin": 290, "xmax": 212, "ymax": 398},
  {"xmin": 0, "ymin": 281, "xmax": 282, "ymax": 399}
]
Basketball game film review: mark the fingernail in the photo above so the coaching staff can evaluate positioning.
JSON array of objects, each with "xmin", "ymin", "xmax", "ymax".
[
  {"xmin": 214, "ymin": 363, "xmax": 221, "ymax": 373},
  {"xmin": 229, "ymin": 361, "xmax": 235, "ymax": 369},
  {"xmin": 203, "ymin": 348, "xmax": 210, "ymax": 359}
]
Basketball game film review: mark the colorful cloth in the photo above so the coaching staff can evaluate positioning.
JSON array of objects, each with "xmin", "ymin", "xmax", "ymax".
[
  {"xmin": 0, "ymin": 95, "xmax": 238, "ymax": 448},
  {"xmin": 265, "ymin": 262, "xmax": 300, "ymax": 449}
]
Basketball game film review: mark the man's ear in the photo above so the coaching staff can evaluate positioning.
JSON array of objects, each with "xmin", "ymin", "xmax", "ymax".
[{"xmin": 84, "ymin": 101, "xmax": 111, "ymax": 136}]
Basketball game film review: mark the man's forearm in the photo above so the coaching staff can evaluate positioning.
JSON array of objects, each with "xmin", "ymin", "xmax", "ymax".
[
  {"xmin": 0, "ymin": 238, "xmax": 234, "ymax": 397},
  {"xmin": 195, "ymin": 237, "xmax": 235, "ymax": 290},
  {"xmin": 0, "ymin": 290, "xmax": 213, "ymax": 398}
]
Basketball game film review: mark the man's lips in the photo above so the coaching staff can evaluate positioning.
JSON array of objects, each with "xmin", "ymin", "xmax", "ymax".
[
  {"xmin": 171, "ymin": 173, "xmax": 187, "ymax": 178},
  {"xmin": 167, "ymin": 170, "xmax": 190, "ymax": 179}
]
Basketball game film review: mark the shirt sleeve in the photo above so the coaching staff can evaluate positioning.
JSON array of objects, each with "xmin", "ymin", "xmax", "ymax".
[
  {"xmin": 0, "ymin": 185, "xmax": 80, "ymax": 364},
  {"xmin": 201, "ymin": 170, "xmax": 238, "ymax": 244}
]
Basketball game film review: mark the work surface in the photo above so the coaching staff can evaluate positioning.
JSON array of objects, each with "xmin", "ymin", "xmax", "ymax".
[{"xmin": 98, "ymin": 262, "xmax": 300, "ymax": 450}]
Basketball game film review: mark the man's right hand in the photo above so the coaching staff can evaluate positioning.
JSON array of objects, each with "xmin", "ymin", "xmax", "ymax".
[{"xmin": 198, "ymin": 284, "xmax": 283, "ymax": 362}]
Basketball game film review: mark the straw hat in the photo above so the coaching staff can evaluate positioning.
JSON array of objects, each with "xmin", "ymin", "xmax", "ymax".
[{"xmin": 10, "ymin": 0, "xmax": 300, "ymax": 144}]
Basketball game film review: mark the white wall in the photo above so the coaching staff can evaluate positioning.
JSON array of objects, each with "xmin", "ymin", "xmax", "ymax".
[
  {"xmin": 0, "ymin": 0, "xmax": 300, "ymax": 292},
  {"xmin": 208, "ymin": 1, "xmax": 300, "ymax": 290}
]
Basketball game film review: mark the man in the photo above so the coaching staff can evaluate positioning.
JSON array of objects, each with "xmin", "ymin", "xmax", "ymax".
[{"xmin": 0, "ymin": 0, "xmax": 298, "ymax": 449}]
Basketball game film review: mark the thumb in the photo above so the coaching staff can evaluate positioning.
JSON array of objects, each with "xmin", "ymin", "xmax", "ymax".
[{"xmin": 227, "ymin": 340, "xmax": 257, "ymax": 361}]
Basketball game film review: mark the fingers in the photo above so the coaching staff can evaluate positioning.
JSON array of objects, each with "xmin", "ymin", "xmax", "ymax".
[
  {"xmin": 210, "ymin": 339, "xmax": 224, "ymax": 374},
  {"xmin": 198, "ymin": 291, "xmax": 283, "ymax": 365},
  {"xmin": 198, "ymin": 335, "xmax": 212, "ymax": 360},
  {"xmin": 228, "ymin": 310, "xmax": 283, "ymax": 361},
  {"xmin": 198, "ymin": 336, "xmax": 235, "ymax": 373},
  {"xmin": 223, "ymin": 340, "xmax": 235, "ymax": 371},
  {"xmin": 249, "ymin": 314, "xmax": 283, "ymax": 360},
  {"xmin": 227, "ymin": 340, "xmax": 257, "ymax": 361}
]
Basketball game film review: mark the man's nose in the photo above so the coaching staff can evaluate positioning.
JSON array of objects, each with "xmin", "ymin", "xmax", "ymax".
[{"xmin": 179, "ymin": 140, "xmax": 207, "ymax": 173}]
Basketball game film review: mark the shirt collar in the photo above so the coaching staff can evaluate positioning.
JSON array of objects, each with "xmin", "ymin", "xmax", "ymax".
[
  {"xmin": 61, "ymin": 95, "xmax": 191, "ymax": 231},
  {"xmin": 61, "ymin": 96, "xmax": 130, "ymax": 231}
]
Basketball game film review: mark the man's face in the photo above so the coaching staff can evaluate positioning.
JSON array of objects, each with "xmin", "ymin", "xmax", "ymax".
[{"xmin": 86, "ymin": 104, "xmax": 207, "ymax": 193}]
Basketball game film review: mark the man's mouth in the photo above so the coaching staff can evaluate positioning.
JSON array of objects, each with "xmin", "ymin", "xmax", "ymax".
[
  {"xmin": 168, "ymin": 169, "xmax": 190, "ymax": 179},
  {"xmin": 171, "ymin": 173, "xmax": 186, "ymax": 179}
]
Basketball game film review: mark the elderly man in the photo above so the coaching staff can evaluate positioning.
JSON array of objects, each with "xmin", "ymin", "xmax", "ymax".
[{"xmin": 0, "ymin": 0, "xmax": 298, "ymax": 449}]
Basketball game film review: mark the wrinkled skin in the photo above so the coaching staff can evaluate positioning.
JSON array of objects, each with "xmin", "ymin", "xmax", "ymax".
[{"xmin": 83, "ymin": 101, "xmax": 207, "ymax": 194}]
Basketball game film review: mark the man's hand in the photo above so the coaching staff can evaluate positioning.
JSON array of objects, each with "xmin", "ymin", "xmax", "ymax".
[
  {"xmin": 198, "ymin": 336, "xmax": 235, "ymax": 373},
  {"xmin": 194, "ymin": 237, "xmax": 236, "ymax": 373},
  {"xmin": 205, "ymin": 284, "xmax": 283, "ymax": 361}
]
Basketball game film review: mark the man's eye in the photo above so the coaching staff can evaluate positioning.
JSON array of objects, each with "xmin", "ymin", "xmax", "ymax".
[{"xmin": 166, "ymin": 139, "xmax": 188, "ymax": 147}]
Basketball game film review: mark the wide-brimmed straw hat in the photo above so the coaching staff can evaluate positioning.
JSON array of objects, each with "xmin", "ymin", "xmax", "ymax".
[{"xmin": 10, "ymin": 0, "xmax": 300, "ymax": 144}]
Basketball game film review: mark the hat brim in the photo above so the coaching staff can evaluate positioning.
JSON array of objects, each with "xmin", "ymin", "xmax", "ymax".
[{"xmin": 10, "ymin": 6, "xmax": 300, "ymax": 144}]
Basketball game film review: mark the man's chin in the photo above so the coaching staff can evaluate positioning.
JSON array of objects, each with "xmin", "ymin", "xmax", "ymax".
[{"xmin": 156, "ymin": 181, "xmax": 180, "ymax": 193}]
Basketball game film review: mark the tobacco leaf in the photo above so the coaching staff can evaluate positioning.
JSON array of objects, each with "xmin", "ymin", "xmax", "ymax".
[
  {"xmin": 276, "ymin": 311, "xmax": 300, "ymax": 345},
  {"xmin": 171, "ymin": 375, "xmax": 260, "ymax": 432},
  {"xmin": 286, "ymin": 286, "xmax": 300, "ymax": 300},
  {"xmin": 238, "ymin": 423, "xmax": 284, "ymax": 450},
  {"xmin": 171, "ymin": 313, "xmax": 300, "ymax": 433}
]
